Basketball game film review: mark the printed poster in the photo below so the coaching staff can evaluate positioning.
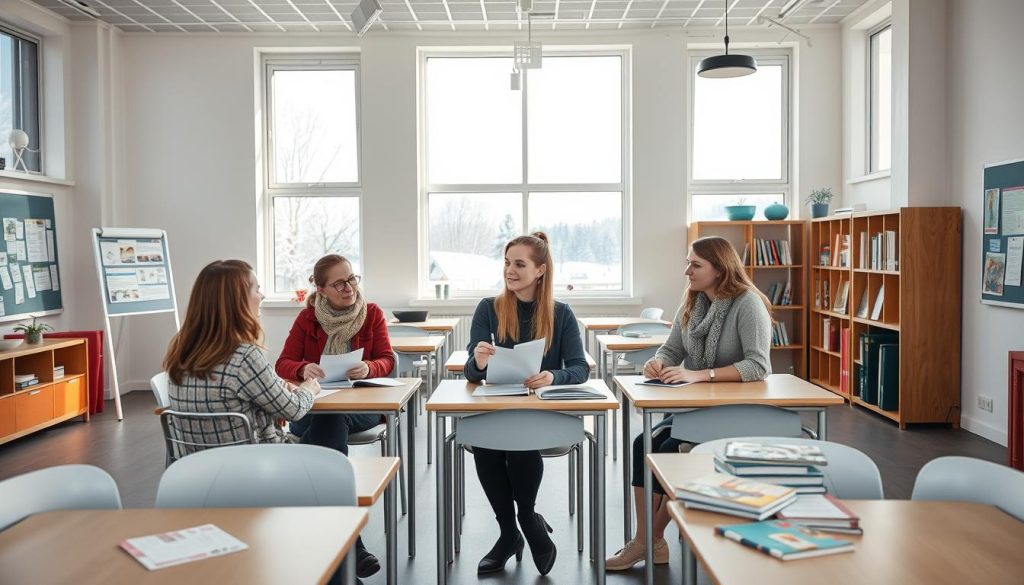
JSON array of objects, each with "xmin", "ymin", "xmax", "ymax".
[
  {"xmin": 106, "ymin": 268, "xmax": 141, "ymax": 303},
  {"xmin": 2, "ymin": 219, "xmax": 16, "ymax": 242},
  {"xmin": 24, "ymin": 219, "xmax": 47, "ymax": 263},
  {"xmin": 32, "ymin": 266, "xmax": 52, "ymax": 292},
  {"xmin": 983, "ymin": 252, "xmax": 1006, "ymax": 296},
  {"xmin": 1006, "ymin": 237, "xmax": 1023, "ymax": 287},
  {"xmin": 1002, "ymin": 186, "xmax": 1024, "ymax": 236},
  {"xmin": 984, "ymin": 188, "xmax": 1001, "ymax": 234},
  {"xmin": 134, "ymin": 240, "xmax": 164, "ymax": 264}
]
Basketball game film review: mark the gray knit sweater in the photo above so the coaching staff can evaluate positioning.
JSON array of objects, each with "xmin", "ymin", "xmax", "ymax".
[{"xmin": 653, "ymin": 289, "xmax": 772, "ymax": 381}]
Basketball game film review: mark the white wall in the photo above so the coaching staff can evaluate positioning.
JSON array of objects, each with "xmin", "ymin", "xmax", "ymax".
[{"xmin": 116, "ymin": 27, "xmax": 842, "ymax": 388}]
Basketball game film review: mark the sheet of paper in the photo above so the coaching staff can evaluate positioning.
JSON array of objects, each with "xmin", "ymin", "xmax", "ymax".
[
  {"xmin": 49, "ymin": 265, "xmax": 59, "ymax": 291},
  {"xmin": 32, "ymin": 266, "xmax": 51, "ymax": 292},
  {"xmin": 0, "ymin": 298, "xmax": 5, "ymax": 316},
  {"xmin": 472, "ymin": 384, "xmax": 529, "ymax": 397},
  {"xmin": 45, "ymin": 229, "xmax": 55, "ymax": 261},
  {"xmin": 14, "ymin": 220, "xmax": 23, "ymax": 239},
  {"xmin": 105, "ymin": 268, "xmax": 140, "ymax": 303},
  {"xmin": 485, "ymin": 338, "xmax": 545, "ymax": 385},
  {"xmin": 13, "ymin": 241, "xmax": 25, "ymax": 262},
  {"xmin": 24, "ymin": 219, "xmax": 47, "ymax": 263},
  {"xmin": 1002, "ymin": 186, "xmax": 1024, "ymax": 236},
  {"xmin": 14, "ymin": 281, "xmax": 24, "ymax": 305},
  {"xmin": 1005, "ymin": 236, "xmax": 1023, "ymax": 286},
  {"xmin": 2, "ymin": 219, "xmax": 15, "ymax": 242},
  {"xmin": 119, "ymin": 524, "xmax": 248, "ymax": 571},
  {"xmin": 22, "ymin": 265, "xmax": 36, "ymax": 298},
  {"xmin": 0, "ymin": 267, "xmax": 11, "ymax": 290},
  {"xmin": 319, "ymin": 348, "xmax": 365, "ymax": 383},
  {"xmin": 9, "ymin": 264, "xmax": 21, "ymax": 283}
]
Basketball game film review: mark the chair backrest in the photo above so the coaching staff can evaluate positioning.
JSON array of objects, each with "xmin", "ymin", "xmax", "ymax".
[
  {"xmin": 159, "ymin": 409, "xmax": 257, "ymax": 464},
  {"xmin": 670, "ymin": 404, "xmax": 804, "ymax": 443},
  {"xmin": 156, "ymin": 444, "xmax": 356, "ymax": 508},
  {"xmin": 389, "ymin": 350, "xmax": 400, "ymax": 378},
  {"xmin": 149, "ymin": 372, "xmax": 170, "ymax": 409},
  {"xmin": 693, "ymin": 436, "xmax": 884, "ymax": 499},
  {"xmin": 459, "ymin": 410, "xmax": 584, "ymax": 451},
  {"xmin": 388, "ymin": 325, "xmax": 429, "ymax": 338},
  {"xmin": 617, "ymin": 322, "xmax": 672, "ymax": 336},
  {"xmin": 0, "ymin": 464, "xmax": 122, "ymax": 531},
  {"xmin": 640, "ymin": 307, "xmax": 665, "ymax": 320},
  {"xmin": 911, "ymin": 456, "xmax": 1024, "ymax": 521}
]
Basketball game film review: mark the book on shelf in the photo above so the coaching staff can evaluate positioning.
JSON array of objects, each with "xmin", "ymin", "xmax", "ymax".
[
  {"xmin": 14, "ymin": 374, "xmax": 35, "ymax": 383},
  {"xmin": 822, "ymin": 318, "xmax": 839, "ymax": 352},
  {"xmin": 16, "ymin": 378, "xmax": 39, "ymax": 389},
  {"xmin": 855, "ymin": 290, "xmax": 870, "ymax": 318},
  {"xmin": 877, "ymin": 343, "xmax": 900, "ymax": 411},
  {"xmin": 858, "ymin": 333, "xmax": 898, "ymax": 404},
  {"xmin": 859, "ymin": 232, "xmax": 868, "ymax": 269},
  {"xmin": 54, "ymin": 365, "xmax": 65, "ymax": 378},
  {"xmin": 715, "ymin": 520, "xmax": 855, "ymax": 561},
  {"xmin": 771, "ymin": 321, "xmax": 790, "ymax": 347},
  {"xmin": 780, "ymin": 281, "xmax": 792, "ymax": 305},
  {"xmin": 839, "ymin": 327, "xmax": 850, "ymax": 394},
  {"xmin": 870, "ymin": 285, "xmax": 885, "ymax": 321},
  {"xmin": 776, "ymin": 494, "xmax": 862, "ymax": 533},
  {"xmin": 675, "ymin": 473, "xmax": 797, "ymax": 520},
  {"xmin": 832, "ymin": 281, "xmax": 850, "ymax": 314},
  {"xmin": 819, "ymin": 244, "xmax": 830, "ymax": 266},
  {"xmin": 742, "ymin": 242, "xmax": 750, "ymax": 265}
]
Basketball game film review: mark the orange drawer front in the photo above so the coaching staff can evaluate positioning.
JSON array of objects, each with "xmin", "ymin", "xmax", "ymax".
[
  {"xmin": 0, "ymin": 397, "xmax": 14, "ymax": 437},
  {"xmin": 15, "ymin": 386, "xmax": 53, "ymax": 431},
  {"xmin": 55, "ymin": 377, "xmax": 86, "ymax": 417}
]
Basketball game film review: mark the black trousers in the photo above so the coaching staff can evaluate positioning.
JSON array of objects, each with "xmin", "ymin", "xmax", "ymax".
[
  {"xmin": 631, "ymin": 425, "xmax": 684, "ymax": 495},
  {"xmin": 473, "ymin": 447, "xmax": 544, "ymax": 534}
]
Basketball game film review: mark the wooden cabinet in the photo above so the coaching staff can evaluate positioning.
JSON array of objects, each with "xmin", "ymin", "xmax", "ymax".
[
  {"xmin": 0, "ymin": 339, "xmax": 89, "ymax": 445},
  {"xmin": 1011, "ymin": 351, "xmax": 1024, "ymax": 471}
]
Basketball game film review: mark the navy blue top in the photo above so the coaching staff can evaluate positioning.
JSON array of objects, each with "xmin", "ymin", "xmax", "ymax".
[{"xmin": 464, "ymin": 296, "xmax": 589, "ymax": 386}]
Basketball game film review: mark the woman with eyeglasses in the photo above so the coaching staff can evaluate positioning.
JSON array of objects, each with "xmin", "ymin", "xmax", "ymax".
[{"xmin": 275, "ymin": 253, "xmax": 394, "ymax": 579}]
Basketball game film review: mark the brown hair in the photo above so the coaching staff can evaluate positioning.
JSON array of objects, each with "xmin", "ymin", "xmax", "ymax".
[
  {"xmin": 680, "ymin": 236, "xmax": 772, "ymax": 327},
  {"xmin": 305, "ymin": 254, "xmax": 353, "ymax": 309},
  {"xmin": 495, "ymin": 232, "xmax": 555, "ymax": 353},
  {"xmin": 163, "ymin": 260, "xmax": 263, "ymax": 384}
]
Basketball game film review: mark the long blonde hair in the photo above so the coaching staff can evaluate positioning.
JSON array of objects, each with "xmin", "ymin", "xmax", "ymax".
[
  {"xmin": 164, "ymin": 260, "xmax": 263, "ymax": 385},
  {"xmin": 494, "ymin": 232, "xmax": 555, "ymax": 353},
  {"xmin": 680, "ymin": 236, "xmax": 772, "ymax": 327}
]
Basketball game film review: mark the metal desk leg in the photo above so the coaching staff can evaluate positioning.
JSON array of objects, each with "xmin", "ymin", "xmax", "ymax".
[
  {"xmin": 622, "ymin": 398, "xmax": 632, "ymax": 542},
  {"xmin": 435, "ymin": 413, "xmax": 447, "ymax": 585},
  {"xmin": 643, "ymin": 412, "xmax": 654, "ymax": 585},
  {"xmin": 342, "ymin": 546, "xmax": 357, "ymax": 585},
  {"xmin": 596, "ymin": 413, "xmax": 607, "ymax": 585},
  {"xmin": 611, "ymin": 359, "xmax": 618, "ymax": 461},
  {"xmin": 683, "ymin": 539, "xmax": 697, "ymax": 585},
  {"xmin": 427, "ymin": 354, "xmax": 434, "ymax": 465},
  {"xmin": 818, "ymin": 409, "xmax": 828, "ymax": 440},
  {"xmin": 407, "ymin": 400, "xmax": 416, "ymax": 557},
  {"xmin": 385, "ymin": 414, "xmax": 398, "ymax": 585}
]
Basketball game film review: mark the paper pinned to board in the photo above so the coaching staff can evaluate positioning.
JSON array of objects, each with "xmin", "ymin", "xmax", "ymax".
[
  {"xmin": 485, "ymin": 338, "xmax": 544, "ymax": 385},
  {"xmin": 319, "ymin": 348, "xmax": 365, "ymax": 383}
]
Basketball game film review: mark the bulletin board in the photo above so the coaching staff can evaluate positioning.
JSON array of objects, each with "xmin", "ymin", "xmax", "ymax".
[
  {"xmin": 981, "ymin": 157, "xmax": 1024, "ymax": 308},
  {"xmin": 91, "ymin": 227, "xmax": 177, "ymax": 316},
  {"xmin": 0, "ymin": 190, "xmax": 63, "ymax": 323}
]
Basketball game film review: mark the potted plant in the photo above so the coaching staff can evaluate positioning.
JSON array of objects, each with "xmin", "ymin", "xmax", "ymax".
[
  {"xmin": 806, "ymin": 187, "xmax": 834, "ymax": 218},
  {"xmin": 14, "ymin": 317, "xmax": 53, "ymax": 344},
  {"xmin": 723, "ymin": 197, "xmax": 756, "ymax": 221}
]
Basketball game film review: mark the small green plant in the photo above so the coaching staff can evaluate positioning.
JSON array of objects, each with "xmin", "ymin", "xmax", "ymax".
[
  {"xmin": 805, "ymin": 187, "xmax": 834, "ymax": 206},
  {"xmin": 14, "ymin": 316, "xmax": 53, "ymax": 343},
  {"xmin": 732, "ymin": 197, "xmax": 749, "ymax": 206}
]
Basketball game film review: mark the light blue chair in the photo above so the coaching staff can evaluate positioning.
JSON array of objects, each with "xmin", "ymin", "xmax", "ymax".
[
  {"xmin": 669, "ymin": 404, "xmax": 817, "ymax": 443},
  {"xmin": 912, "ymin": 456, "xmax": 1024, "ymax": 521},
  {"xmin": 640, "ymin": 307, "xmax": 665, "ymax": 320},
  {"xmin": 149, "ymin": 372, "xmax": 169, "ymax": 409},
  {"xmin": 0, "ymin": 464, "xmax": 122, "ymax": 531}
]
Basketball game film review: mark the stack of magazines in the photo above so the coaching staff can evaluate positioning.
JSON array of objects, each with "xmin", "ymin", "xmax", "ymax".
[
  {"xmin": 714, "ymin": 441, "xmax": 829, "ymax": 494},
  {"xmin": 775, "ymin": 494, "xmax": 862, "ymax": 534},
  {"xmin": 674, "ymin": 473, "xmax": 797, "ymax": 520}
]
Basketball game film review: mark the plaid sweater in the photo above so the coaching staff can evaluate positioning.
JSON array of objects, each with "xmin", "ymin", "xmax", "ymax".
[{"xmin": 168, "ymin": 344, "xmax": 315, "ymax": 444}]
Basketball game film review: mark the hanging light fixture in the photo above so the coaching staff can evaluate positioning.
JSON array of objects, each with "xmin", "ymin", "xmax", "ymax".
[{"xmin": 697, "ymin": 0, "xmax": 757, "ymax": 78}]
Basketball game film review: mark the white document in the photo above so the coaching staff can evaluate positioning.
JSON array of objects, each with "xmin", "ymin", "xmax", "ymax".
[
  {"xmin": 1002, "ymin": 186, "xmax": 1024, "ymax": 236},
  {"xmin": 49, "ymin": 265, "xmax": 59, "ymax": 291},
  {"xmin": 472, "ymin": 384, "xmax": 530, "ymax": 397},
  {"xmin": 13, "ymin": 241, "xmax": 25, "ymax": 262},
  {"xmin": 32, "ymin": 266, "xmax": 51, "ymax": 292},
  {"xmin": 0, "ymin": 297, "xmax": 5, "ymax": 316},
  {"xmin": 22, "ymin": 265, "xmax": 36, "ymax": 298},
  {"xmin": 1005, "ymin": 236, "xmax": 1023, "ymax": 286},
  {"xmin": 320, "ymin": 348, "xmax": 365, "ymax": 383},
  {"xmin": 9, "ymin": 264, "xmax": 21, "ymax": 283},
  {"xmin": 13, "ymin": 281, "xmax": 24, "ymax": 304},
  {"xmin": 14, "ymin": 220, "xmax": 23, "ymax": 240},
  {"xmin": 120, "ymin": 523, "xmax": 248, "ymax": 571},
  {"xmin": 45, "ymin": 229, "xmax": 54, "ymax": 261},
  {"xmin": 485, "ymin": 338, "xmax": 545, "ymax": 385},
  {"xmin": 321, "ymin": 377, "xmax": 404, "ymax": 390},
  {"xmin": 0, "ymin": 267, "xmax": 11, "ymax": 290},
  {"xmin": 25, "ymin": 219, "xmax": 47, "ymax": 263}
]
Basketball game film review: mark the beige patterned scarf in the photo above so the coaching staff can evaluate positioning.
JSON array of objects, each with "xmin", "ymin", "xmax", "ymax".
[{"xmin": 314, "ymin": 290, "xmax": 367, "ymax": 355}]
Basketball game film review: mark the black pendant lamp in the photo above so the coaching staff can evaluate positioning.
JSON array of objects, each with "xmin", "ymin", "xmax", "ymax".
[{"xmin": 697, "ymin": 1, "xmax": 757, "ymax": 78}]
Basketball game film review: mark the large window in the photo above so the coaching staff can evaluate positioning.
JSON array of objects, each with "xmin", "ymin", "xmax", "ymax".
[
  {"xmin": 869, "ymin": 24, "xmax": 892, "ymax": 173},
  {"xmin": 0, "ymin": 24, "xmax": 40, "ymax": 173},
  {"xmin": 262, "ymin": 56, "xmax": 361, "ymax": 297},
  {"xmin": 688, "ymin": 53, "xmax": 789, "ymax": 221},
  {"xmin": 421, "ymin": 51, "xmax": 629, "ymax": 297}
]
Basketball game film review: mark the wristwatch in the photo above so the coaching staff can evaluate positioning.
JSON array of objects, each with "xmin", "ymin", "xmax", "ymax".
[{"xmin": 707, "ymin": 368, "xmax": 716, "ymax": 382}]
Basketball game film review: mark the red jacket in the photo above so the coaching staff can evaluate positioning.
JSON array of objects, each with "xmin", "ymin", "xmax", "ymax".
[{"xmin": 276, "ymin": 303, "xmax": 395, "ymax": 381}]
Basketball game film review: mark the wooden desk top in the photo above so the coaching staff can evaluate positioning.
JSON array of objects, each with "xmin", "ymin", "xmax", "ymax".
[
  {"xmin": 425, "ymin": 379, "xmax": 619, "ymax": 412},
  {"xmin": 616, "ymin": 374, "xmax": 845, "ymax": 408},
  {"xmin": 646, "ymin": 452, "xmax": 717, "ymax": 499},
  {"xmin": 596, "ymin": 334, "xmax": 668, "ymax": 351},
  {"xmin": 578, "ymin": 317, "xmax": 671, "ymax": 331},
  {"xmin": 389, "ymin": 317, "xmax": 461, "ymax": 331},
  {"xmin": 445, "ymin": 350, "xmax": 596, "ymax": 372},
  {"xmin": 0, "ymin": 507, "xmax": 368, "ymax": 585},
  {"xmin": 350, "ymin": 456, "xmax": 400, "ymax": 506},
  {"xmin": 390, "ymin": 336, "xmax": 446, "ymax": 352},
  {"xmin": 667, "ymin": 499, "xmax": 1024, "ymax": 585},
  {"xmin": 311, "ymin": 377, "xmax": 421, "ymax": 411}
]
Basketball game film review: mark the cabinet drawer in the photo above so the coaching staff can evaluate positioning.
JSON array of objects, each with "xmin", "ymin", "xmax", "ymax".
[
  {"xmin": 0, "ymin": 397, "xmax": 14, "ymax": 437},
  {"xmin": 55, "ymin": 377, "xmax": 86, "ymax": 417},
  {"xmin": 15, "ymin": 386, "xmax": 53, "ymax": 431}
]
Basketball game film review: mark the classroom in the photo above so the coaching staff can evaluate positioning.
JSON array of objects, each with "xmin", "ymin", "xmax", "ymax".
[{"xmin": 0, "ymin": 0, "xmax": 1021, "ymax": 583}]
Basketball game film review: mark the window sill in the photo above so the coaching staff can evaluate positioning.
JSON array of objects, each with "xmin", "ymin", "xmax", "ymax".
[
  {"xmin": 0, "ymin": 169, "xmax": 75, "ymax": 187},
  {"xmin": 846, "ymin": 170, "xmax": 891, "ymax": 185},
  {"xmin": 409, "ymin": 296, "xmax": 644, "ymax": 308},
  {"xmin": 261, "ymin": 300, "xmax": 306, "ymax": 310}
]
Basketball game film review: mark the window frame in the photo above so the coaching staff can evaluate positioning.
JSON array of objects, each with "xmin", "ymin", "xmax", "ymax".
[
  {"xmin": 417, "ymin": 48, "xmax": 633, "ymax": 299},
  {"xmin": 260, "ymin": 54, "xmax": 364, "ymax": 299},
  {"xmin": 686, "ymin": 51, "xmax": 791, "ymax": 222},
  {"xmin": 0, "ymin": 22, "xmax": 43, "ymax": 174},
  {"xmin": 867, "ymin": 22, "xmax": 892, "ymax": 174}
]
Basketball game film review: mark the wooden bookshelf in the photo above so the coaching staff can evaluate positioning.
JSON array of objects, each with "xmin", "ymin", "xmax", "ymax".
[
  {"xmin": 0, "ymin": 338, "xmax": 90, "ymax": 445},
  {"xmin": 688, "ymin": 220, "xmax": 808, "ymax": 378},
  {"xmin": 809, "ymin": 208, "xmax": 961, "ymax": 428}
]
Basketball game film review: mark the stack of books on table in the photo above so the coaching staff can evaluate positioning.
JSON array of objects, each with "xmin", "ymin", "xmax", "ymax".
[
  {"xmin": 14, "ymin": 374, "xmax": 38, "ymax": 390},
  {"xmin": 714, "ymin": 441, "xmax": 829, "ymax": 494},
  {"xmin": 674, "ymin": 473, "xmax": 797, "ymax": 520},
  {"xmin": 53, "ymin": 365, "xmax": 65, "ymax": 379},
  {"xmin": 776, "ymin": 494, "xmax": 862, "ymax": 534},
  {"xmin": 715, "ymin": 519, "xmax": 855, "ymax": 560}
]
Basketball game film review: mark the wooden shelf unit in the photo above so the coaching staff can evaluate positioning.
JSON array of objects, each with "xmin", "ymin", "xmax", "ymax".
[
  {"xmin": 809, "ymin": 208, "xmax": 961, "ymax": 428},
  {"xmin": 0, "ymin": 338, "xmax": 90, "ymax": 445},
  {"xmin": 688, "ymin": 220, "xmax": 808, "ymax": 378}
]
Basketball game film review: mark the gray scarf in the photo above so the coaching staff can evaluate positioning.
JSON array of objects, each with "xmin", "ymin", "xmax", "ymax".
[
  {"xmin": 685, "ymin": 292, "xmax": 734, "ymax": 369},
  {"xmin": 314, "ymin": 290, "xmax": 367, "ymax": 355}
]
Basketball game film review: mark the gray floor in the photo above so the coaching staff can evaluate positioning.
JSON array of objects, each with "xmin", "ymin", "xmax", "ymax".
[{"xmin": 0, "ymin": 391, "xmax": 1006, "ymax": 585}]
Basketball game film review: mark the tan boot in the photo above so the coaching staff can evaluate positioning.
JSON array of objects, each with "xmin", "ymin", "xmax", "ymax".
[
  {"xmin": 652, "ymin": 538, "xmax": 670, "ymax": 564},
  {"xmin": 606, "ymin": 538, "xmax": 646, "ymax": 571}
]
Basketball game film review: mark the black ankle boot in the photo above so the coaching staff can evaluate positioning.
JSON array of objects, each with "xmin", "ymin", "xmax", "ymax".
[
  {"xmin": 519, "ymin": 512, "xmax": 556, "ymax": 576},
  {"xmin": 477, "ymin": 531, "xmax": 525, "ymax": 574}
]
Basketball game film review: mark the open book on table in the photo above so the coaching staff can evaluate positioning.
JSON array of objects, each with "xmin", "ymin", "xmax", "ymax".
[
  {"xmin": 320, "ymin": 377, "xmax": 405, "ymax": 390},
  {"xmin": 536, "ymin": 384, "xmax": 606, "ymax": 400}
]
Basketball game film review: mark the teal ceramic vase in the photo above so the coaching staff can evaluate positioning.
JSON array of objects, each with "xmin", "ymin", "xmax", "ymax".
[{"xmin": 764, "ymin": 203, "xmax": 790, "ymax": 220}]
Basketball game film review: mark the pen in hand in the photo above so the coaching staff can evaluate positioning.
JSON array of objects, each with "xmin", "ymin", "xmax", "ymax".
[{"xmin": 491, "ymin": 332, "xmax": 496, "ymax": 346}]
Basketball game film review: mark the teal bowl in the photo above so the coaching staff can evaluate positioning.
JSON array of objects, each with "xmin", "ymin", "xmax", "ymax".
[{"xmin": 724, "ymin": 205, "xmax": 756, "ymax": 221}]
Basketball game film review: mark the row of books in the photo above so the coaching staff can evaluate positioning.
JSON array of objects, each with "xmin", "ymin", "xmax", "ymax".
[
  {"xmin": 765, "ymin": 281, "xmax": 794, "ymax": 306},
  {"xmin": 754, "ymin": 239, "xmax": 794, "ymax": 266},
  {"xmin": 821, "ymin": 317, "xmax": 841, "ymax": 352},
  {"xmin": 814, "ymin": 278, "xmax": 831, "ymax": 311},
  {"xmin": 771, "ymin": 321, "xmax": 791, "ymax": 347},
  {"xmin": 858, "ymin": 333, "xmax": 899, "ymax": 410},
  {"xmin": 815, "ymin": 280, "xmax": 888, "ymax": 322},
  {"xmin": 860, "ymin": 231, "xmax": 899, "ymax": 271},
  {"xmin": 12, "ymin": 365, "xmax": 67, "ymax": 389}
]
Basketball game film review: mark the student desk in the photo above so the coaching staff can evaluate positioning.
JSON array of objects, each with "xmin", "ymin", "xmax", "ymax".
[
  {"xmin": 350, "ymin": 456, "xmax": 401, "ymax": 585},
  {"xmin": 596, "ymin": 334, "xmax": 668, "ymax": 461},
  {"xmin": 615, "ymin": 374, "xmax": 845, "ymax": 585},
  {"xmin": 391, "ymin": 335, "xmax": 447, "ymax": 464},
  {"xmin": 443, "ymin": 349, "xmax": 597, "ymax": 379},
  {"xmin": 577, "ymin": 317, "xmax": 671, "ymax": 360},
  {"xmin": 0, "ymin": 507, "xmax": 368, "ymax": 585},
  {"xmin": 312, "ymin": 377, "xmax": 421, "ymax": 567},
  {"xmin": 425, "ymin": 379, "xmax": 619, "ymax": 585},
  {"xmin": 390, "ymin": 317, "xmax": 461, "ymax": 367}
]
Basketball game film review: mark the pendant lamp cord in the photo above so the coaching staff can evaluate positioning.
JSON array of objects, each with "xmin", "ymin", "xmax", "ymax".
[{"xmin": 724, "ymin": 0, "xmax": 730, "ymax": 55}]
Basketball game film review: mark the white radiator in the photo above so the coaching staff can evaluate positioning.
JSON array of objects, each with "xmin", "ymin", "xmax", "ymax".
[{"xmin": 432, "ymin": 313, "xmax": 472, "ymax": 352}]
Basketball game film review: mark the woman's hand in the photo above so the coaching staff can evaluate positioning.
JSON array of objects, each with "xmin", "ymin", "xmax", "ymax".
[
  {"xmin": 474, "ymin": 341, "xmax": 496, "ymax": 369},
  {"xmin": 643, "ymin": 358, "xmax": 665, "ymax": 379},
  {"xmin": 301, "ymin": 363, "xmax": 325, "ymax": 380},
  {"xmin": 346, "ymin": 361, "xmax": 370, "ymax": 380},
  {"xmin": 299, "ymin": 377, "xmax": 321, "ymax": 397},
  {"xmin": 659, "ymin": 367, "xmax": 708, "ymax": 384},
  {"xmin": 524, "ymin": 371, "xmax": 554, "ymax": 390}
]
